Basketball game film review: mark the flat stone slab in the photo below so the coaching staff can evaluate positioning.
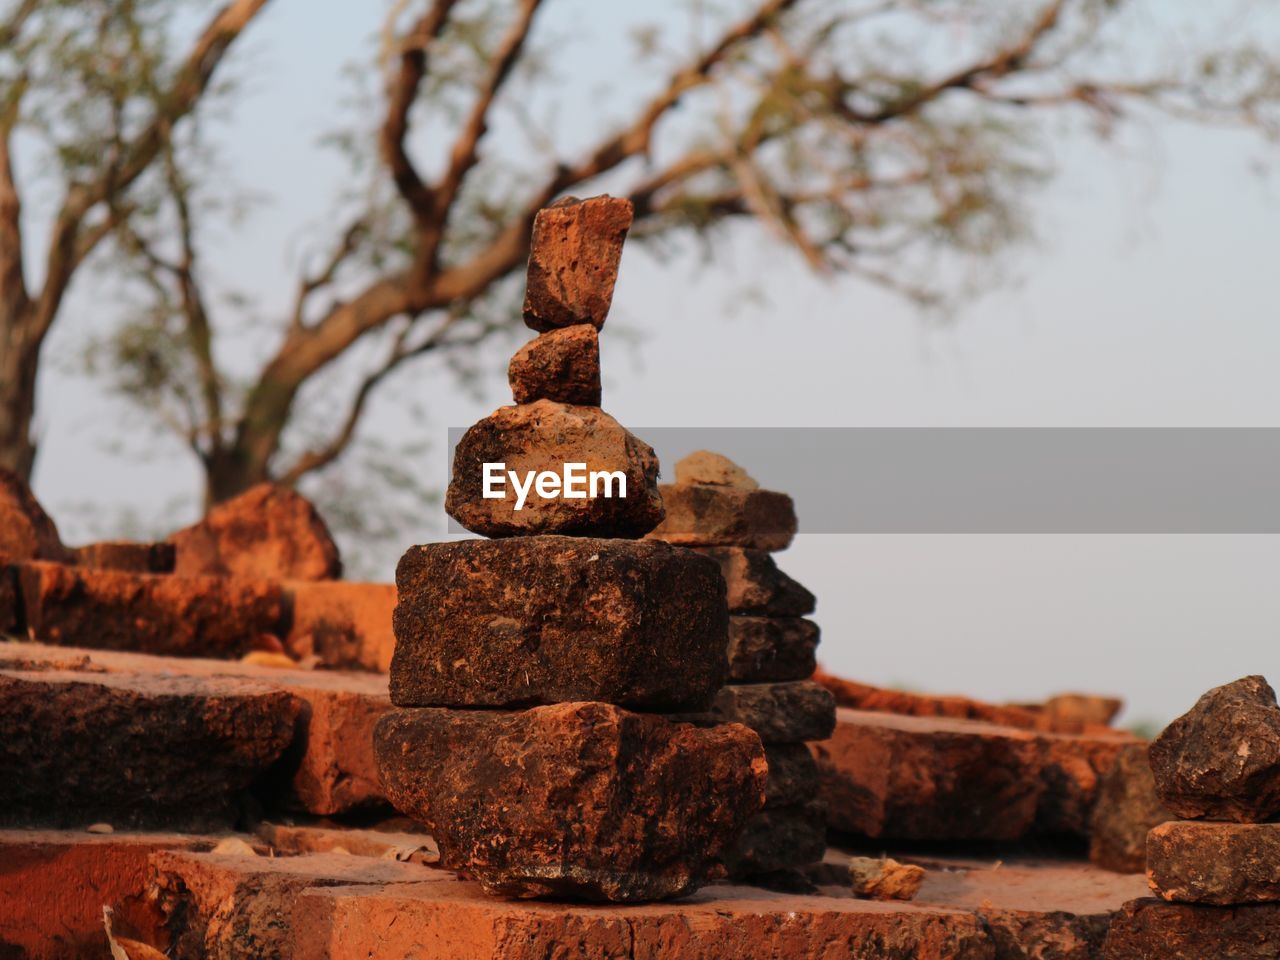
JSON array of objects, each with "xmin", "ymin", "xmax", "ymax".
[
  {"xmin": 0, "ymin": 829, "xmax": 217, "ymax": 960},
  {"xmin": 391, "ymin": 537, "xmax": 727, "ymax": 710},
  {"xmin": 374, "ymin": 702, "xmax": 766, "ymax": 902},
  {"xmin": 698, "ymin": 547, "xmax": 815, "ymax": 615},
  {"xmin": 1148, "ymin": 820, "xmax": 1280, "ymax": 905},
  {"xmin": 283, "ymin": 579, "xmax": 396, "ymax": 672},
  {"xmin": 508, "ymin": 325, "xmax": 602, "ymax": 405},
  {"xmin": 522, "ymin": 195, "xmax": 633, "ymax": 332},
  {"xmin": 168, "ymin": 482, "xmax": 342, "ymax": 580},
  {"xmin": 697, "ymin": 680, "xmax": 837, "ymax": 744},
  {"xmin": 0, "ymin": 641, "xmax": 391, "ymax": 817},
  {"xmin": 1150, "ymin": 675, "xmax": 1280, "ymax": 822},
  {"xmin": 814, "ymin": 708, "xmax": 1135, "ymax": 841},
  {"xmin": 73, "ymin": 539, "xmax": 176, "ymax": 573},
  {"xmin": 293, "ymin": 879, "xmax": 996, "ymax": 960},
  {"xmin": 648, "ymin": 484, "xmax": 797, "ymax": 551},
  {"xmin": 1090, "ymin": 741, "xmax": 1173, "ymax": 874},
  {"xmin": 446, "ymin": 400, "xmax": 665, "ymax": 538},
  {"xmin": 728, "ymin": 616, "xmax": 819, "ymax": 683},
  {"xmin": 150, "ymin": 848, "xmax": 429, "ymax": 959},
  {"xmin": 18, "ymin": 561, "xmax": 284, "ymax": 658},
  {"xmin": 0, "ymin": 666, "xmax": 298, "ymax": 829},
  {"xmin": 1103, "ymin": 897, "xmax": 1280, "ymax": 959}
]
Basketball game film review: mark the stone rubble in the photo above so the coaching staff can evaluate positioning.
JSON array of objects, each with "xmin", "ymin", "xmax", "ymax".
[{"xmin": 649, "ymin": 452, "xmax": 833, "ymax": 882}]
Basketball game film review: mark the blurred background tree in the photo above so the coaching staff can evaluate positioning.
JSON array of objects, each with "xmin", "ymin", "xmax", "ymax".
[{"xmin": 1, "ymin": 0, "xmax": 1276, "ymax": 564}]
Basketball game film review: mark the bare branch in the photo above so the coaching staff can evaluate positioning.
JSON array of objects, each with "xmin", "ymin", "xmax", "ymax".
[
  {"xmin": 428, "ymin": 0, "xmax": 546, "ymax": 238},
  {"xmin": 291, "ymin": 218, "xmax": 368, "ymax": 330},
  {"xmin": 0, "ymin": 95, "xmax": 27, "ymax": 314},
  {"xmin": 380, "ymin": 0, "xmax": 462, "ymax": 226},
  {"xmin": 0, "ymin": 0, "xmax": 39, "ymax": 49},
  {"xmin": 32, "ymin": 0, "xmax": 271, "ymax": 339}
]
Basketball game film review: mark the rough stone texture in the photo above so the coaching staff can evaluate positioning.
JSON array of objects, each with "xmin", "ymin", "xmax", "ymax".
[
  {"xmin": 0, "ymin": 668, "xmax": 298, "ymax": 828},
  {"xmin": 0, "ymin": 564, "xmax": 16, "ymax": 635},
  {"xmin": 815, "ymin": 669, "xmax": 1051, "ymax": 731},
  {"xmin": 294, "ymin": 880, "xmax": 996, "ymax": 960},
  {"xmin": 447, "ymin": 401, "xmax": 664, "ymax": 538},
  {"xmin": 698, "ymin": 547, "xmax": 815, "ymax": 615},
  {"xmin": 648, "ymin": 483, "xmax": 797, "ymax": 551},
  {"xmin": 722, "ymin": 799, "xmax": 826, "ymax": 877},
  {"xmin": 73, "ymin": 540, "xmax": 176, "ymax": 573},
  {"xmin": 522, "ymin": 195, "xmax": 633, "ymax": 332},
  {"xmin": 1149, "ymin": 675, "xmax": 1280, "ymax": 822},
  {"xmin": 374, "ymin": 702, "xmax": 767, "ymax": 901},
  {"xmin": 763, "ymin": 742, "xmax": 821, "ymax": 808},
  {"xmin": 696, "ymin": 681, "xmax": 837, "ymax": 744},
  {"xmin": 508, "ymin": 326, "xmax": 601, "ymax": 406},
  {"xmin": 0, "ymin": 466, "xmax": 73, "ymax": 563},
  {"xmin": 391, "ymin": 537, "xmax": 727, "ymax": 710},
  {"xmin": 728, "ymin": 617, "xmax": 819, "ymax": 683},
  {"xmin": 149, "ymin": 849, "xmax": 428, "ymax": 960},
  {"xmin": 674, "ymin": 451, "xmax": 759, "ymax": 490},
  {"xmin": 849, "ymin": 857, "xmax": 927, "ymax": 901},
  {"xmin": 284, "ymin": 579, "xmax": 397, "ymax": 672},
  {"xmin": 19, "ymin": 561, "xmax": 284, "ymax": 658},
  {"xmin": 1038, "ymin": 694, "xmax": 1123, "ymax": 734},
  {"xmin": 1090, "ymin": 741, "xmax": 1174, "ymax": 873},
  {"xmin": 814, "ymin": 708, "xmax": 1134, "ymax": 841},
  {"xmin": 0, "ymin": 641, "xmax": 392, "ymax": 816},
  {"xmin": 1103, "ymin": 898, "xmax": 1280, "ymax": 959},
  {"xmin": 168, "ymin": 483, "xmax": 342, "ymax": 581},
  {"xmin": 0, "ymin": 830, "xmax": 215, "ymax": 960},
  {"xmin": 256, "ymin": 822, "xmax": 438, "ymax": 863},
  {"xmin": 1147, "ymin": 820, "xmax": 1280, "ymax": 905}
]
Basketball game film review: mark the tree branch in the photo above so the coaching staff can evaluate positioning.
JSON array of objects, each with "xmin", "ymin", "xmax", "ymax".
[
  {"xmin": 0, "ymin": 93, "xmax": 28, "ymax": 315},
  {"xmin": 0, "ymin": 0, "xmax": 39, "ymax": 49},
  {"xmin": 32, "ymin": 0, "xmax": 271, "ymax": 340},
  {"xmin": 380, "ymin": 0, "xmax": 462, "ymax": 226}
]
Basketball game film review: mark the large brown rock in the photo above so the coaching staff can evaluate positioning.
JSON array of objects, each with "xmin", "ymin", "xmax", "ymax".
[
  {"xmin": 1147, "ymin": 821, "xmax": 1280, "ymax": 905},
  {"xmin": 168, "ymin": 483, "xmax": 341, "ymax": 581},
  {"xmin": 699, "ymin": 547, "xmax": 815, "ymax": 615},
  {"xmin": 19, "ymin": 561, "xmax": 284, "ymax": 658},
  {"xmin": 723, "ymin": 799, "xmax": 827, "ymax": 877},
  {"xmin": 508, "ymin": 326, "xmax": 602, "ymax": 406},
  {"xmin": 1103, "ymin": 898, "xmax": 1280, "ymax": 959},
  {"xmin": 392, "ymin": 537, "xmax": 726, "ymax": 710},
  {"xmin": 1149, "ymin": 675, "xmax": 1280, "ymax": 822},
  {"xmin": 446, "ymin": 400, "xmax": 664, "ymax": 538},
  {"xmin": 0, "ymin": 668, "xmax": 298, "ymax": 828},
  {"xmin": 283, "ymin": 579, "xmax": 397, "ymax": 672},
  {"xmin": 648, "ymin": 483, "xmax": 797, "ymax": 551},
  {"xmin": 374, "ymin": 702, "xmax": 767, "ymax": 902},
  {"xmin": 0, "ymin": 467, "xmax": 72, "ymax": 563},
  {"xmin": 699, "ymin": 680, "xmax": 837, "ymax": 744},
  {"xmin": 74, "ymin": 540, "xmax": 176, "ymax": 573},
  {"xmin": 1090, "ymin": 741, "xmax": 1175, "ymax": 873},
  {"xmin": 814, "ymin": 708, "xmax": 1134, "ymax": 842},
  {"xmin": 522, "ymin": 195, "xmax": 633, "ymax": 332},
  {"xmin": 1, "ymin": 640, "xmax": 392, "ymax": 817}
]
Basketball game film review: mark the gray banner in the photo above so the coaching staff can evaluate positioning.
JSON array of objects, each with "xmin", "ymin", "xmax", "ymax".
[{"xmin": 447, "ymin": 427, "xmax": 1280, "ymax": 533}]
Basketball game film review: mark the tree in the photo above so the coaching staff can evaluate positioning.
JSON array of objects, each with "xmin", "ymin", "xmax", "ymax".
[{"xmin": 1, "ymin": 0, "xmax": 1276, "ymax": 512}]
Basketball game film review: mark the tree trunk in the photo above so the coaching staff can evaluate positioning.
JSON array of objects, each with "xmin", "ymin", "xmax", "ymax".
[
  {"xmin": 0, "ymin": 305, "xmax": 40, "ymax": 481},
  {"xmin": 203, "ymin": 446, "xmax": 273, "ymax": 507}
]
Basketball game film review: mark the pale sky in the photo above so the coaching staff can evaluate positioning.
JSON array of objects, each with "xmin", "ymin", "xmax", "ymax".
[{"xmin": 23, "ymin": 0, "xmax": 1280, "ymax": 727}]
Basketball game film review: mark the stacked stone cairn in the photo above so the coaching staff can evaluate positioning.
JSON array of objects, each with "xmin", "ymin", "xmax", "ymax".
[
  {"xmin": 648, "ymin": 452, "xmax": 836, "ymax": 881},
  {"xmin": 372, "ymin": 195, "xmax": 768, "ymax": 903},
  {"xmin": 1102, "ymin": 674, "xmax": 1280, "ymax": 953}
]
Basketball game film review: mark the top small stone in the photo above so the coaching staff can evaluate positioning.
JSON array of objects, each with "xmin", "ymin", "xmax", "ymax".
[
  {"xmin": 674, "ymin": 451, "xmax": 759, "ymax": 490},
  {"xmin": 522, "ymin": 195, "xmax": 633, "ymax": 332},
  {"xmin": 1149, "ymin": 675, "xmax": 1280, "ymax": 822}
]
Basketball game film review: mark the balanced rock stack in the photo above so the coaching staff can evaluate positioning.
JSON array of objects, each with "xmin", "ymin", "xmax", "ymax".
[
  {"xmin": 373, "ymin": 196, "xmax": 767, "ymax": 903},
  {"xmin": 1104, "ymin": 675, "xmax": 1280, "ymax": 956},
  {"xmin": 649, "ymin": 453, "xmax": 836, "ymax": 880}
]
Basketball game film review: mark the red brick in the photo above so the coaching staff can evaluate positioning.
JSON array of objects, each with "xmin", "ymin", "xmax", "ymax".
[
  {"xmin": 18, "ymin": 561, "xmax": 283, "ymax": 658},
  {"xmin": 1103, "ymin": 897, "xmax": 1280, "ymax": 959},
  {"xmin": 73, "ymin": 540, "xmax": 175, "ymax": 573},
  {"xmin": 283, "ymin": 579, "xmax": 396, "ymax": 671}
]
